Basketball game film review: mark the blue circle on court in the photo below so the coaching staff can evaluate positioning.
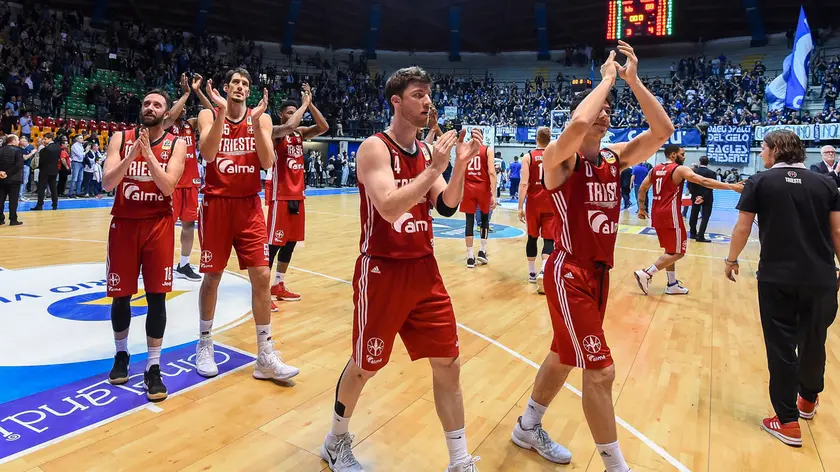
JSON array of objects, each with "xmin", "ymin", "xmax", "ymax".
[
  {"xmin": 433, "ymin": 218, "xmax": 525, "ymax": 239},
  {"xmin": 48, "ymin": 292, "xmax": 148, "ymax": 321}
]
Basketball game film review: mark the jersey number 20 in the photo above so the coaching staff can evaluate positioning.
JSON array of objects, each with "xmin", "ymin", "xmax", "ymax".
[{"xmin": 467, "ymin": 156, "xmax": 481, "ymax": 171}]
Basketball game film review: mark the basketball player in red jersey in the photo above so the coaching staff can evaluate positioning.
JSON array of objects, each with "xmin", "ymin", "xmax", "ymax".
[
  {"xmin": 460, "ymin": 135, "xmax": 496, "ymax": 268},
  {"xmin": 194, "ymin": 68, "xmax": 299, "ymax": 381},
  {"xmin": 321, "ymin": 67, "xmax": 483, "ymax": 472},
  {"xmin": 161, "ymin": 73, "xmax": 214, "ymax": 282},
  {"xmin": 512, "ymin": 42, "xmax": 674, "ymax": 472},
  {"xmin": 266, "ymin": 83, "xmax": 329, "ymax": 301},
  {"xmin": 633, "ymin": 145, "xmax": 742, "ymax": 295},
  {"xmin": 518, "ymin": 127, "xmax": 555, "ymax": 293},
  {"xmin": 102, "ymin": 89, "xmax": 186, "ymax": 402}
]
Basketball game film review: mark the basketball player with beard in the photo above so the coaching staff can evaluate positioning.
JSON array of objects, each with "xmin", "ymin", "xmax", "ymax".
[
  {"xmin": 160, "ymin": 73, "xmax": 214, "ymax": 282},
  {"xmin": 102, "ymin": 89, "xmax": 186, "ymax": 402},
  {"xmin": 633, "ymin": 145, "xmax": 743, "ymax": 295},
  {"xmin": 320, "ymin": 67, "xmax": 483, "ymax": 472},
  {"xmin": 511, "ymin": 42, "xmax": 674, "ymax": 472},
  {"xmin": 266, "ymin": 83, "xmax": 329, "ymax": 301},
  {"xmin": 194, "ymin": 68, "xmax": 299, "ymax": 382}
]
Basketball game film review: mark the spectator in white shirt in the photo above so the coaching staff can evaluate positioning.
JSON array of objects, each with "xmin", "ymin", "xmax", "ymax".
[{"xmin": 68, "ymin": 135, "xmax": 87, "ymax": 198}]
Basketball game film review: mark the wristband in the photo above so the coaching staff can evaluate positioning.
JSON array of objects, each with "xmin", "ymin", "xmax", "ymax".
[{"xmin": 724, "ymin": 258, "xmax": 739, "ymax": 265}]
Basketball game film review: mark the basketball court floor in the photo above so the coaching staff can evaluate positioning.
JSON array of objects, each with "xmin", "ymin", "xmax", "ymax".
[{"xmin": 1, "ymin": 189, "xmax": 838, "ymax": 472}]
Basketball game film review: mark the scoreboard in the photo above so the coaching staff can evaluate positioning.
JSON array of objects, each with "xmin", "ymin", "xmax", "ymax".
[{"xmin": 607, "ymin": 0, "xmax": 674, "ymax": 40}]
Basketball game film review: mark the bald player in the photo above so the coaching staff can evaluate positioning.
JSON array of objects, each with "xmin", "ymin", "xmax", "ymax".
[{"xmin": 518, "ymin": 127, "xmax": 555, "ymax": 293}]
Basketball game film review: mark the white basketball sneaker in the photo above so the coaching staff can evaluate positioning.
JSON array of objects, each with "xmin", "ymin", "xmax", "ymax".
[
  {"xmin": 633, "ymin": 270, "xmax": 651, "ymax": 295},
  {"xmin": 195, "ymin": 336, "xmax": 218, "ymax": 377},
  {"xmin": 253, "ymin": 341, "xmax": 299, "ymax": 380},
  {"xmin": 665, "ymin": 281, "xmax": 689, "ymax": 295},
  {"xmin": 536, "ymin": 271, "xmax": 545, "ymax": 294},
  {"xmin": 321, "ymin": 433, "xmax": 364, "ymax": 472},
  {"xmin": 511, "ymin": 417, "xmax": 572, "ymax": 464},
  {"xmin": 446, "ymin": 456, "xmax": 480, "ymax": 472}
]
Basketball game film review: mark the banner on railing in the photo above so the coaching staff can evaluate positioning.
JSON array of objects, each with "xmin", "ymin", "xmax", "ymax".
[
  {"xmin": 462, "ymin": 124, "xmax": 496, "ymax": 147},
  {"xmin": 816, "ymin": 123, "xmax": 840, "ymax": 141},
  {"xmin": 706, "ymin": 125, "xmax": 752, "ymax": 165},
  {"xmin": 601, "ymin": 128, "xmax": 702, "ymax": 146},
  {"xmin": 754, "ymin": 124, "xmax": 815, "ymax": 141},
  {"xmin": 443, "ymin": 106, "xmax": 458, "ymax": 120}
]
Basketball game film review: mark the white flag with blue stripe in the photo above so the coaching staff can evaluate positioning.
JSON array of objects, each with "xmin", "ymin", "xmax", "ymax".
[{"xmin": 765, "ymin": 7, "xmax": 813, "ymax": 111}]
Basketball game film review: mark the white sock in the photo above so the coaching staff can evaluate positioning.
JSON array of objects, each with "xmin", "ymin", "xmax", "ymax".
[
  {"xmin": 444, "ymin": 428, "xmax": 470, "ymax": 467},
  {"xmin": 480, "ymin": 239, "xmax": 487, "ymax": 252},
  {"xmin": 146, "ymin": 346, "xmax": 161, "ymax": 371},
  {"xmin": 666, "ymin": 271, "xmax": 678, "ymax": 285},
  {"xmin": 256, "ymin": 324, "xmax": 272, "ymax": 351},
  {"xmin": 645, "ymin": 264, "xmax": 659, "ymax": 276},
  {"xmin": 179, "ymin": 255, "xmax": 190, "ymax": 268},
  {"xmin": 114, "ymin": 332, "xmax": 129, "ymax": 353},
  {"xmin": 199, "ymin": 319, "xmax": 213, "ymax": 337},
  {"xmin": 527, "ymin": 260, "xmax": 536, "ymax": 274},
  {"xmin": 466, "ymin": 247, "xmax": 474, "ymax": 259},
  {"xmin": 596, "ymin": 441, "xmax": 630, "ymax": 472},
  {"xmin": 273, "ymin": 271, "xmax": 285, "ymax": 286},
  {"xmin": 330, "ymin": 411, "xmax": 350, "ymax": 437},
  {"xmin": 541, "ymin": 257, "xmax": 548, "ymax": 271},
  {"xmin": 521, "ymin": 397, "xmax": 547, "ymax": 430}
]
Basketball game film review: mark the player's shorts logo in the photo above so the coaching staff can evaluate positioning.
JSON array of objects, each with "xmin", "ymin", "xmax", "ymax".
[
  {"xmin": 107, "ymin": 273, "xmax": 121, "ymax": 286},
  {"xmin": 201, "ymin": 250, "xmax": 213, "ymax": 263},
  {"xmin": 582, "ymin": 335, "xmax": 602, "ymax": 354},
  {"xmin": 366, "ymin": 337, "xmax": 385, "ymax": 357},
  {"xmin": 275, "ymin": 230, "xmax": 285, "ymax": 241}
]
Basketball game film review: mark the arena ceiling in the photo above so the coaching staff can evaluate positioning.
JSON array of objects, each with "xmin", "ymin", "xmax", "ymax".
[{"xmin": 49, "ymin": 0, "xmax": 839, "ymax": 53}]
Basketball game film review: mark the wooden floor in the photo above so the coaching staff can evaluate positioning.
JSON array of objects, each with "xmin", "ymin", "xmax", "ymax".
[{"xmin": 1, "ymin": 193, "xmax": 838, "ymax": 472}]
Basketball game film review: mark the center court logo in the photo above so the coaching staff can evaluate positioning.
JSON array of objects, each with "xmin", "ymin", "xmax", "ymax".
[
  {"xmin": 431, "ymin": 218, "xmax": 525, "ymax": 239},
  {"xmin": 0, "ymin": 263, "xmax": 254, "ymax": 367}
]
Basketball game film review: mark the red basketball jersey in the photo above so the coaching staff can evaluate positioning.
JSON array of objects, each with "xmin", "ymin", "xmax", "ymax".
[
  {"xmin": 650, "ymin": 162, "xmax": 684, "ymax": 229},
  {"xmin": 359, "ymin": 133, "xmax": 434, "ymax": 259},
  {"xmin": 111, "ymin": 128, "xmax": 176, "ymax": 219},
  {"xmin": 203, "ymin": 108, "xmax": 262, "ymax": 197},
  {"xmin": 465, "ymin": 145, "xmax": 490, "ymax": 187},
  {"xmin": 171, "ymin": 120, "xmax": 201, "ymax": 188},
  {"xmin": 267, "ymin": 131, "xmax": 305, "ymax": 201},
  {"xmin": 548, "ymin": 149, "xmax": 621, "ymax": 268},
  {"xmin": 526, "ymin": 148, "xmax": 551, "ymax": 211}
]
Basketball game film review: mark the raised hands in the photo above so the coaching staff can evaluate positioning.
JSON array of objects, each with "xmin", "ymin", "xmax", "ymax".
[
  {"xmin": 456, "ymin": 127, "xmax": 483, "ymax": 164},
  {"xmin": 180, "ymin": 74, "xmax": 190, "ymax": 95},
  {"xmin": 206, "ymin": 79, "xmax": 227, "ymax": 110},
  {"xmin": 301, "ymin": 83, "xmax": 312, "ymax": 107},
  {"xmin": 191, "ymin": 73, "xmax": 203, "ymax": 93},
  {"xmin": 600, "ymin": 50, "xmax": 619, "ymax": 83},
  {"xmin": 431, "ymin": 130, "xmax": 458, "ymax": 171},
  {"xmin": 251, "ymin": 88, "xmax": 269, "ymax": 120},
  {"xmin": 616, "ymin": 40, "xmax": 639, "ymax": 84}
]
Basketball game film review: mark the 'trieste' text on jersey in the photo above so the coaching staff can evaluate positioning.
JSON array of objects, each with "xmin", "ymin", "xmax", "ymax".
[
  {"xmin": 171, "ymin": 120, "xmax": 201, "ymax": 188},
  {"xmin": 111, "ymin": 128, "xmax": 177, "ymax": 219},
  {"xmin": 266, "ymin": 131, "xmax": 305, "ymax": 201},
  {"xmin": 203, "ymin": 109, "xmax": 263, "ymax": 198}
]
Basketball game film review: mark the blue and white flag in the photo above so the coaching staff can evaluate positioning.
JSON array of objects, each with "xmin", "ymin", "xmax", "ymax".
[{"xmin": 766, "ymin": 7, "xmax": 813, "ymax": 111}]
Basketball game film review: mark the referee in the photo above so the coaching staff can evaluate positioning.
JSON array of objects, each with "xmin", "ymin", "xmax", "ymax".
[{"xmin": 725, "ymin": 130, "xmax": 839, "ymax": 448}]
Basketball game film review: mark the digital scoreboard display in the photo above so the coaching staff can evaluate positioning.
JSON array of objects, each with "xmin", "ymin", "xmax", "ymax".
[{"xmin": 607, "ymin": 0, "xmax": 674, "ymax": 40}]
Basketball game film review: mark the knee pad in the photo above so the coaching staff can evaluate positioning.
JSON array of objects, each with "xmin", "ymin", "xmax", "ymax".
[
  {"xmin": 278, "ymin": 241, "xmax": 297, "ymax": 263},
  {"xmin": 465, "ymin": 213, "xmax": 475, "ymax": 237},
  {"xmin": 145, "ymin": 292, "xmax": 167, "ymax": 339},
  {"xmin": 526, "ymin": 236, "xmax": 538, "ymax": 258},
  {"xmin": 268, "ymin": 244, "xmax": 281, "ymax": 268},
  {"xmin": 542, "ymin": 239, "xmax": 555, "ymax": 255},
  {"xmin": 110, "ymin": 296, "xmax": 132, "ymax": 333}
]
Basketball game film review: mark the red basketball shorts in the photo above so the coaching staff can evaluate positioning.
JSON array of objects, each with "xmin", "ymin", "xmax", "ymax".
[
  {"xmin": 266, "ymin": 199, "xmax": 305, "ymax": 246},
  {"xmin": 459, "ymin": 183, "xmax": 491, "ymax": 214},
  {"xmin": 351, "ymin": 254, "xmax": 459, "ymax": 372},
  {"xmin": 655, "ymin": 223, "xmax": 687, "ymax": 255},
  {"xmin": 172, "ymin": 186, "xmax": 199, "ymax": 223},
  {"xmin": 198, "ymin": 195, "xmax": 269, "ymax": 272},
  {"xmin": 106, "ymin": 215, "xmax": 175, "ymax": 297},
  {"xmin": 526, "ymin": 200, "xmax": 555, "ymax": 239},
  {"xmin": 544, "ymin": 251, "xmax": 613, "ymax": 370}
]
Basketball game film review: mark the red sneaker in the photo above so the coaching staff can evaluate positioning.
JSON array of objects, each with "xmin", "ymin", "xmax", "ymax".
[
  {"xmin": 270, "ymin": 300, "xmax": 279, "ymax": 313},
  {"xmin": 798, "ymin": 395, "xmax": 819, "ymax": 419},
  {"xmin": 271, "ymin": 282, "xmax": 301, "ymax": 301},
  {"xmin": 761, "ymin": 416, "xmax": 802, "ymax": 447}
]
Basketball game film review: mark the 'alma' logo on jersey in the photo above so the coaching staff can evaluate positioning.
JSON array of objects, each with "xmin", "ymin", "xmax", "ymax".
[
  {"xmin": 588, "ymin": 210, "xmax": 617, "ymax": 235},
  {"xmin": 287, "ymin": 157, "xmax": 304, "ymax": 171},
  {"xmin": 123, "ymin": 183, "xmax": 163, "ymax": 202},
  {"xmin": 392, "ymin": 213, "xmax": 429, "ymax": 234},
  {"xmin": 217, "ymin": 157, "xmax": 256, "ymax": 174}
]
